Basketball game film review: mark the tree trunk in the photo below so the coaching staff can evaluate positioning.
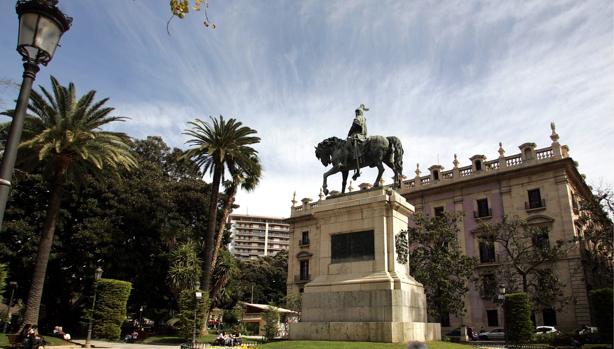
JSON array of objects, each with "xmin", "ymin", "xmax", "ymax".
[
  {"xmin": 522, "ymin": 274, "xmax": 528, "ymax": 293},
  {"xmin": 210, "ymin": 184, "xmax": 237, "ymax": 278},
  {"xmin": 22, "ymin": 162, "xmax": 68, "ymax": 326},
  {"xmin": 200, "ymin": 166, "xmax": 222, "ymax": 335}
]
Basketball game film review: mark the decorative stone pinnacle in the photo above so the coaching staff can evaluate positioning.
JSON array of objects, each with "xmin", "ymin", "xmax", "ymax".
[
  {"xmin": 291, "ymin": 191, "xmax": 297, "ymax": 207},
  {"xmin": 453, "ymin": 154, "xmax": 459, "ymax": 168},
  {"xmin": 498, "ymin": 142, "xmax": 505, "ymax": 158},
  {"xmin": 348, "ymin": 181, "xmax": 354, "ymax": 192},
  {"xmin": 319, "ymin": 187, "xmax": 325, "ymax": 201},
  {"xmin": 415, "ymin": 163, "xmax": 421, "ymax": 177},
  {"xmin": 550, "ymin": 122, "xmax": 559, "ymax": 143}
]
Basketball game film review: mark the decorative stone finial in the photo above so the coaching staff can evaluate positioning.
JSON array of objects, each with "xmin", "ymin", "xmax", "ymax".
[
  {"xmin": 291, "ymin": 191, "xmax": 297, "ymax": 207},
  {"xmin": 550, "ymin": 122, "xmax": 559, "ymax": 143},
  {"xmin": 415, "ymin": 163, "xmax": 421, "ymax": 177},
  {"xmin": 453, "ymin": 154, "xmax": 459, "ymax": 168},
  {"xmin": 498, "ymin": 142, "xmax": 505, "ymax": 158},
  {"xmin": 348, "ymin": 181, "xmax": 354, "ymax": 192},
  {"xmin": 319, "ymin": 187, "xmax": 325, "ymax": 201}
]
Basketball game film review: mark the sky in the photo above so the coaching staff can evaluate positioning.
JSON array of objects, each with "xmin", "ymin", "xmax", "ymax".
[{"xmin": 0, "ymin": 0, "xmax": 613, "ymax": 218}]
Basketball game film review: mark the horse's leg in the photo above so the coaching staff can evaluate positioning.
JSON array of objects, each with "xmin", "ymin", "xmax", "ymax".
[
  {"xmin": 374, "ymin": 162, "xmax": 385, "ymax": 187},
  {"xmin": 322, "ymin": 167, "xmax": 340, "ymax": 195},
  {"xmin": 341, "ymin": 170, "xmax": 349, "ymax": 194}
]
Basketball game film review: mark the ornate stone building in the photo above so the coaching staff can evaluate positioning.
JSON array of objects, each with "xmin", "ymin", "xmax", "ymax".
[
  {"xmin": 228, "ymin": 214, "xmax": 290, "ymax": 260},
  {"xmin": 286, "ymin": 123, "xmax": 597, "ymax": 332},
  {"xmin": 398, "ymin": 123, "xmax": 592, "ymax": 331}
]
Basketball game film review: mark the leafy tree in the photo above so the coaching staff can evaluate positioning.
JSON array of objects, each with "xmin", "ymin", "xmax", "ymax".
[
  {"xmin": 1, "ymin": 76, "xmax": 138, "ymax": 325},
  {"xmin": 92, "ymin": 278, "xmax": 132, "ymax": 340},
  {"xmin": 576, "ymin": 186, "xmax": 613, "ymax": 289},
  {"xmin": 183, "ymin": 116, "xmax": 260, "ymax": 331},
  {"xmin": 478, "ymin": 216, "xmax": 573, "ymax": 310},
  {"xmin": 168, "ymin": 240, "xmax": 202, "ymax": 296},
  {"xmin": 209, "ymin": 249, "xmax": 240, "ymax": 310},
  {"xmin": 234, "ymin": 250, "xmax": 288, "ymax": 306},
  {"xmin": 397, "ymin": 213, "xmax": 477, "ymax": 322},
  {"xmin": 262, "ymin": 307, "xmax": 279, "ymax": 341}
]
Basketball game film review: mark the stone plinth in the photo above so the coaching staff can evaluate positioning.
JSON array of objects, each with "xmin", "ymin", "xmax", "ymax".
[{"xmin": 288, "ymin": 188, "xmax": 441, "ymax": 342}]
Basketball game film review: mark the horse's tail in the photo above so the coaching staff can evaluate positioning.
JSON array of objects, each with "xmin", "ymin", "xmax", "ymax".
[{"xmin": 387, "ymin": 136, "xmax": 404, "ymax": 181}]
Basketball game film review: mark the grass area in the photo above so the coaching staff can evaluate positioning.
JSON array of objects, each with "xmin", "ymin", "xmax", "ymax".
[
  {"xmin": 0, "ymin": 333, "xmax": 72, "ymax": 347},
  {"xmin": 142, "ymin": 334, "xmax": 218, "ymax": 345},
  {"xmin": 258, "ymin": 340, "xmax": 472, "ymax": 349}
]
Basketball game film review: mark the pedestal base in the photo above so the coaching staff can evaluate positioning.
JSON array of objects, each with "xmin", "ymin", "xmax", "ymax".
[{"xmin": 289, "ymin": 321, "xmax": 441, "ymax": 342}]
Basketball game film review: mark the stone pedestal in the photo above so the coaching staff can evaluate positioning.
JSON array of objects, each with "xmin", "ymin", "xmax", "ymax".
[{"xmin": 288, "ymin": 188, "xmax": 441, "ymax": 342}]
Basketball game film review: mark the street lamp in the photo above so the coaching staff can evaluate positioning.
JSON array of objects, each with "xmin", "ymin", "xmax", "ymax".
[
  {"xmin": 497, "ymin": 284, "xmax": 506, "ymax": 346},
  {"xmin": 3, "ymin": 282, "xmax": 18, "ymax": 333},
  {"xmin": 192, "ymin": 281, "xmax": 203, "ymax": 346},
  {"xmin": 85, "ymin": 267, "xmax": 103, "ymax": 348},
  {"xmin": 0, "ymin": 0, "xmax": 72, "ymax": 230}
]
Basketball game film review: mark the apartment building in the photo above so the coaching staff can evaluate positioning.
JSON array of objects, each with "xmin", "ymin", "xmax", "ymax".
[{"xmin": 229, "ymin": 214, "xmax": 290, "ymax": 260}]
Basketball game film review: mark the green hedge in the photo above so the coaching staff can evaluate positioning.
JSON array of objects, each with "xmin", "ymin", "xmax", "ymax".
[
  {"xmin": 504, "ymin": 292, "xmax": 533, "ymax": 343},
  {"xmin": 589, "ymin": 288, "xmax": 613, "ymax": 343},
  {"xmin": 92, "ymin": 278, "xmax": 132, "ymax": 340},
  {"xmin": 177, "ymin": 289, "xmax": 208, "ymax": 340}
]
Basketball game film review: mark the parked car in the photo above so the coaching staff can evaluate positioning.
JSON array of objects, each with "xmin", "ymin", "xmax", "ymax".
[
  {"xmin": 536, "ymin": 326, "xmax": 560, "ymax": 335},
  {"xmin": 445, "ymin": 327, "xmax": 479, "ymax": 341},
  {"xmin": 478, "ymin": 328, "xmax": 505, "ymax": 340}
]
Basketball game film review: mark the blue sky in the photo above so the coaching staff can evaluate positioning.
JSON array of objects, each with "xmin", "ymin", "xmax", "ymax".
[{"xmin": 1, "ymin": 0, "xmax": 613, "ymax": 217}]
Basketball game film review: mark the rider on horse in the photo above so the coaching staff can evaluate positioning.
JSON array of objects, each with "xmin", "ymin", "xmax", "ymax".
[{"xmin": 347, "ymin": 104, "xmax": 369, "ymax": 180}]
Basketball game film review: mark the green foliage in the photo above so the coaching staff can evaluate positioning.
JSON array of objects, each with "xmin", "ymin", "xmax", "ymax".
[
  {"xmin": 263, "ymin": 308, "xmax": 279, "ymax": 341},
  {"xmin": 284, "ymin": 292, "xmax": 302, "ymax": 315},
  {"xmin": 177, "ymin": 288, "xmax": 208, "ymax": 340},
  {"xmin": 168, "ymin": 240, "xmax": 202, "ymax": 294},
  {"xmin": 93, "ymin": 278, "xmax": 132, "ymax": 340},
  {"xmin": 232, "ymin": 250, "xmax": 288, "ymax": 305},
  {"xmin": 589, "ymin": 288, "xmax": 613, "ymax": 343},
  {"xmin": 504, "ymin": 292, "xmax": 533, "ymax": 344},
  {"xmin": 401, "ymin": 213, "xmax": 477, "ymax": 320},
  {"xmin": 209, "ymin": 249, "xmax": 240, "ymax": 309}
]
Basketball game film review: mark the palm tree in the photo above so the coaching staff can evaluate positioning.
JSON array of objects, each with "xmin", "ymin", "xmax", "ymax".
[
  {"xmin": 1, "ymin": 76, "xmax": 138, "ymax": 325},
  {"xmin": 183, "ymin": 116, "xmax": 260, "ymax": 297},
  {"xmin": 210, "ymin": 156, "xmax": 262, "ymax": 278}
]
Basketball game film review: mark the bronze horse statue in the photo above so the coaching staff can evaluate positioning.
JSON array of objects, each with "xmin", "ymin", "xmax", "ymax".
[{"xmin": 315, "ymin": 136, "xmax": 404, "ymax": 195}]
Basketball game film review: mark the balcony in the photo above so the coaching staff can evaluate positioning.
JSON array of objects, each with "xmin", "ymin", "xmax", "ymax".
[
  {"xmin": 299, "ymin": 238, "xmax": 310, "ymax": 248},
  {"xmin": 525, "ymin": 199, "xmax": 546, "ymax": 211},
  {"xmin": 294, "ymin": 274, "xmax": 310, "ymax": 284}
]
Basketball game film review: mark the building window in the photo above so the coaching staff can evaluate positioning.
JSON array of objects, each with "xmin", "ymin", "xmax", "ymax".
[
  {"xmin": 527, "ymin": 189, "xmax": 544, "ymax": 209},
  {"xmin": 300, "ymin": 231, "xmax": 310, "ymax": 246},
  {"xmin": 476, "ymin": 198, "xmax": 491, "ymax": 218},
  {"xmin": 479, "ymin": 238, "xmax": 496, "ymax": 263},
  {"xmin": 440, "ymin": 312, "xmax": 450, "ymax": 327},
  {"xmin": 487, "ymin": 309, "xmax": 499, "ymax": 326},
  {"xmin": 434, "ymin": 206, "xmax": 445, "ymax": 218},
  {"xmin": 532, "ymin": 227, "xmax": 550, "ymax": 249},
  {"xmin": 542, "ymin": 308, "xmax": 557, "ymax": 326},
  {"xmin": 299, "ymin": 260, "xmax": 309, "ymax": 281},
  {"xmin": 481, "ymin": 273, "xmax": 497, "ymax": 299},
  {"xmin": 433, "ymin": 170, "xmax": 439, "ymax": 181}
]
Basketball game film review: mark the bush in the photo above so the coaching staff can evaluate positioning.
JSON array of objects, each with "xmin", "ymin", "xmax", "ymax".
[
  {"xmin": 92, "ymin": 278, "xmax": 132, "ymax": 340},
  {"xmin": 504, "ymin": 292, "xmax": 533, "ymax": 343},
  {"xmin": 177, "ymin": 289, "xmax": 208, "ymax": 340},
  {"xmin": 262, "ymin": 308, "xmax": 279, "ymax": 341},
  {"xmin": 589, "ymin": 288, "xmax": 613, "ymax": 343}
]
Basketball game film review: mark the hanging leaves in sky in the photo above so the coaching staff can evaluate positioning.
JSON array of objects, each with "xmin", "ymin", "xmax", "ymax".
[{"xmin": 169, "ymin": 0, "xmax": 216, "ymax": 28}]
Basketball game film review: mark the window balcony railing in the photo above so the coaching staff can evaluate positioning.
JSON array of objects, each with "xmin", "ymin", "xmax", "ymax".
[
  {"xmin": 474, "ymin": 208, "xmax": 492, "ymax": 219},
  {"xmin": 525, "ymin": 199, "xmax": 546, "ymax": 210}
]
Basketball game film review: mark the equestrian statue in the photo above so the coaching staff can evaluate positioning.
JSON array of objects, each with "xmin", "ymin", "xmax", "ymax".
[{"xmin": 315, "ymin": 104, "xmax": 404, "ymax": 195}]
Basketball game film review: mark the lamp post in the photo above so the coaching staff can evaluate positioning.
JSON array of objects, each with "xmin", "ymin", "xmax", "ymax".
[
  {"xmin": 0, "ymin": 0, "xmax": 71, "ymax": 230},
  {"xmin": 497, "ymin": 284, "xmax": 506, "ymax": 347},
  {"xmin": 85, "ymin": 267, "xmax": 103, "ymax": 348},
  {"xmin": 192, "ymin": 281, "xmax": 202, "ymax": 346},
  {"xmin": 3, "ymin": 281, "xmax": 18, "ymax": 333}
]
